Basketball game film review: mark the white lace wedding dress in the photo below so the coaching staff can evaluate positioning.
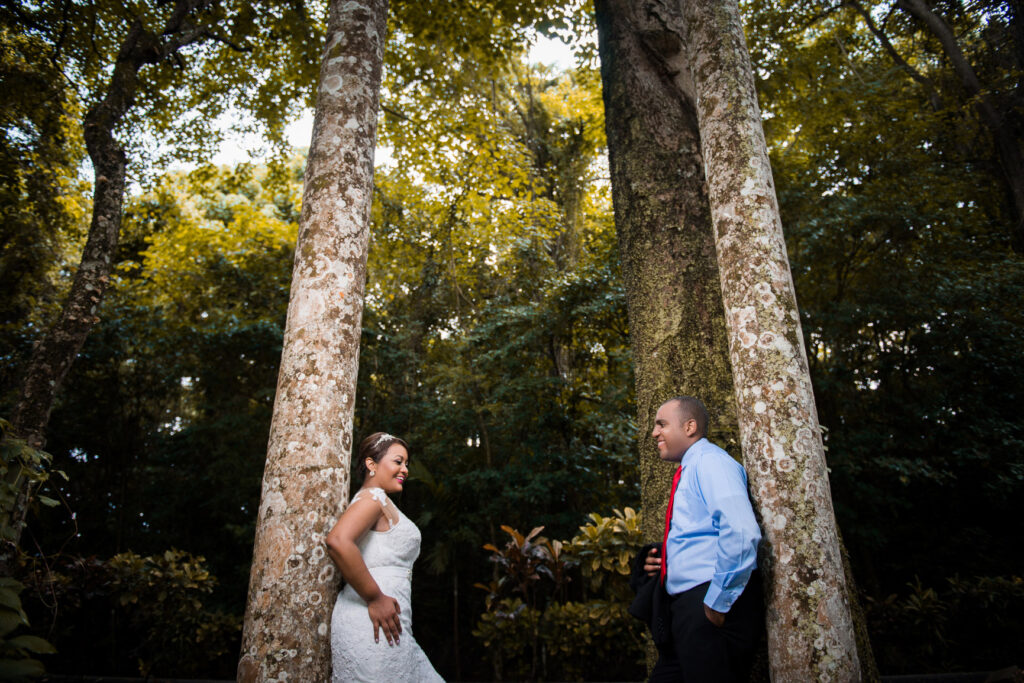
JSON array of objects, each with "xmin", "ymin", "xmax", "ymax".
[{"xmin": 331, "ymin": 488, "xmax": 444, "ymax": 682}]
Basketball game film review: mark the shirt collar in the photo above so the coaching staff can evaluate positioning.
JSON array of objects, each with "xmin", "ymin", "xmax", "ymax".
[{"xmin": 680, "ymin": 437, "xmax": 709, "ymax": 468}]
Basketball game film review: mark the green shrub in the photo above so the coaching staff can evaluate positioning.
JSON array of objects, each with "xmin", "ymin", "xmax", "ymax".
[
  {"xmin": 473, "ymin": 509, "xmax": 646, "ymax": 681},
  {"xmin": 0, "ymin": 418, "xmax": 65, "ymax": 550},
  {"xmin": 473, "ymin": 597, "xmax": 542, "ymax": 681},
  {"xmin": 30, "ymin": 549, "xmax": 240, "ymax": 678},
  {"xmin": 565, "ymin": 507, "xmax": 641, "ymax": 601},
  {"xmin": 541, "ymin": 599, "xmax": 645, "ymax": 681},
  {"xmin": 866, "ymin": 574, "xmax": 1024, "ymax": 674},
  {"xmin": 0, "ymin": 420, "xmax": 60, "ymax": 679},
  {"xmin": 0, "ymin": 577, "xmax": 56, "ymax": 681}
]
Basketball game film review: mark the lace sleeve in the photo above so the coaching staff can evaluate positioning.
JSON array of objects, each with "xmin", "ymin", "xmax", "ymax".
[{"xmin": 350, "ymin": 487, "xmax": 398, "ymax": 529}]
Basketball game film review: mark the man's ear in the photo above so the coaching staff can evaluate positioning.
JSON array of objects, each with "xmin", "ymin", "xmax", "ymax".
[{"xmin": 684, "ymin": 418, "xmax": 699, "ymax": 437}]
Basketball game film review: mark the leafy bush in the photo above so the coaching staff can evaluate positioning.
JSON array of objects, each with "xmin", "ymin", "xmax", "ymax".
[
  {"xmin": 27, "ymin": 549, "xmax": 240, "ymax": 678},
  {"xmin": 567, "ymin": 506, "xmax": 641, "ymax": 601},
  {"xmin": 866, "ymin": 575, "xmax": 1024, "ymax": 674},
  {"xmin": 473, "ymin": 508, "xmax": 646, "ymax": 681},
  {"xmin": 0, "ymin": 577, "xmax": 56, "ymax": 680},
  {"xmin": 0, "ymin": 420, "xmax": 60, "ymax": 679},
  {"xmin": 473, "ymin": 597, "xmax": 542, "ymax": 681},
  {"xmin": 3, "ymin": 421, "xmax": 236, "ymax": 679},
  {"xmin": 542, "ymin": 599, "xmax": 645, "ymax": 681}
]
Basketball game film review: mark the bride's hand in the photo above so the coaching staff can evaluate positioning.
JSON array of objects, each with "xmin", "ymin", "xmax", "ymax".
[{"xmin": 367, "ymin": 594, "xmax": 403, "ymax": 646}]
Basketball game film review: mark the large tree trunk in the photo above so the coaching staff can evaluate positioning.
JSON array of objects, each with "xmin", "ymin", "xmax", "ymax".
[
  {"xmin": 593, "ymin": 0, "xmax": 739, "ymax": 547},
  {"xmin": 237, "ymin": 0, "xmax": 388, "ymax": 680},
  {"xmin": 677, "ymin": 0, "xmax": 861, "ymax": 679}
]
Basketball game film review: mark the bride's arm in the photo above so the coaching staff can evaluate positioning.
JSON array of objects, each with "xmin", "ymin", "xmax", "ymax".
[{"xmin": 325, "ymin": 498, "xmax": 403, "ymax": 646}]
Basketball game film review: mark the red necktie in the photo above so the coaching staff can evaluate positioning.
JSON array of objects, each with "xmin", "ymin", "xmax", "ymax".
[{"xmin": 660, "ymin": 465, "xmax": 682, "ymax": 585}]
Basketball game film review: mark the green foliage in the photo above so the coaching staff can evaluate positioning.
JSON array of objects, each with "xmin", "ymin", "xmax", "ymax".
[
  {"xmin": 866, "ymin": 575, "xmax": 1024, "ymax": 674},
  {"xmin": 0, "ymin": 29, "xmax": 90, "ymax": 401},
  {"xmin": 0, "ymin": 425, "xmax": 62, "ymax": 679},
  {"xmin": 482, "ymin": 525, "xmax": 562, "ymax": 607},
  {"xmin": 473, "ymin": 511, "xmax": 645, "ymax": 681},
  {"xmin": 106, "ymin": 550, "xmax": 239, "ymax": 676},
  {"xmin": 0, "ymin": 577, "xmax": 55, "ymax": 681},
  {"xmin": 27, "ymin": 550, "xmax": 239, "ymax": 678},
  {"xmin": 0, "ymin": 419, "xmax": 65, "ymax": 548},
  {"xmin": 1, "ymin": 0, "xmax": 325, "ymax": 172},
  {"xmin": 567, "ymin": 507, "xmax": 640, "ymax": 598},
  {"xmin": 473, "ymin": 598, "xmax": 543, "ymax": 681},
  {"xmin": 541, "ymin": 600, "xmax": 644, "ymax": 682},
  {"xmin": 17, "ymin": 161, "xmax": 301, "ymax": 683}
]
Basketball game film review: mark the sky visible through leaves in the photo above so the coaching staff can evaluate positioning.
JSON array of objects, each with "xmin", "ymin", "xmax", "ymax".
[{"xmin": 208, "ymin": 33, "xmax": 578, "ymax": 167}]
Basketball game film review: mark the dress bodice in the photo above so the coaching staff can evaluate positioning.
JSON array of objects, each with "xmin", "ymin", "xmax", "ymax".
[
  {"xmin": 350, "ymin": 487, "xmax": 421, "ymax": 570},
  {"xmin": 356, "ymin": 505, "xmax": 421, "ymax": 569}
]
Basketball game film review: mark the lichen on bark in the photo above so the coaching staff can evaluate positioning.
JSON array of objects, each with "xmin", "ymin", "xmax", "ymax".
[
  {"xmin": 238, "ymin": 1, "xmax": 389, "ymax": 680},
  {"xmin": 594, "ymin": 0, "xmax": 740, "ymax": 552},
  {"xmin": 677, "ymin": 0, "xmax": 862, "ymax": 679}
]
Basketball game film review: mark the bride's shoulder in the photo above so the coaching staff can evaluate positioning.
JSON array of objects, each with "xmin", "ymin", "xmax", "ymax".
[
  {"xmin": 352, "ymin": 487, "xmax": 389, "ymax": 503},
  {"xmin": 350, "ymin": 487, "xmax": 399, "ymax": 529}
]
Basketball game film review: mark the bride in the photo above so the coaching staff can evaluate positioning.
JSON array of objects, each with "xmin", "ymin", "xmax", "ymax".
[{"xmin": 326, "ymin": 432, "xmax": 444, "ymax": 682}]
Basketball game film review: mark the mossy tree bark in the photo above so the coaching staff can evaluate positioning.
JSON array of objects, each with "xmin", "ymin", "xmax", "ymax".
[
  {"xmin": 678, "ymin": 0, "xmax": 862, "ymax": 679},
  {"xmin": 593, "ymin": 0, "xmax": 739, "ymax": 548},
  {"xmin": 237, "ymin": 0, "xmax": 387, "ymax": 680}
]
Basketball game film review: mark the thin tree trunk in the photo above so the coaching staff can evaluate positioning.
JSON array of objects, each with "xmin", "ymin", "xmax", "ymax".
[
  {"xmin": 237, "ymin": 0, "xmax": 388, "ymax": 680},
  {"xmin": 2, "ymin": 3, "xmax": 214, "ymax": 576},
  {"xmin": 594, "ymin": 0, "xmax": 739, "ymax": 548},
  {"xmin": 677, "ymin": 0, "xmax": 862, "ymax": 679},
  {"xmin": 1, "ymin": 93, "xmax": 128, "ymax": 575},
  {"xmin": 9, "ymin": 1, "xmax": 217, "ymax": 450}
]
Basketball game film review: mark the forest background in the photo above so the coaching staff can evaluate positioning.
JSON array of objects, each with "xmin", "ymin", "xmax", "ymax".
[{"xmin": 1, "ymin": 0, "xmax": 1022, "ymax": 679}]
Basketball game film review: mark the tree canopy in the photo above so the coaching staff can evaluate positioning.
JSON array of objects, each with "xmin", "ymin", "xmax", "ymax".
[{"xmin": 1, "ymin": 0, "xmax": 1021, "ymax": 679}]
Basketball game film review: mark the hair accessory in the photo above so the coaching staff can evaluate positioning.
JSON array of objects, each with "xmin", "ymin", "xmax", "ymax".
[{"xmin": 373, "ymin": 433, "xmax": 393, "ymax": 449}]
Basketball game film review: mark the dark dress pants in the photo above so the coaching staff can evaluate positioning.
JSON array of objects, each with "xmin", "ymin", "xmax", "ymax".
[{"xmin": 648, "ymin": 573, "xmax": 764, "ymax": 683}]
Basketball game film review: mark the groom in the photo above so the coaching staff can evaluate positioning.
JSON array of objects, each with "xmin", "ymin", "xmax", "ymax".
[{"xmin": 643, "ymin": 396, "xmax": 764, "ymax": 683}]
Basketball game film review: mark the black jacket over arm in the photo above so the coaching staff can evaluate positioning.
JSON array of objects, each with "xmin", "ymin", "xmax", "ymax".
[{"xmin": 628, "ymin": 542, "xmax": 673, "ymax": 646}]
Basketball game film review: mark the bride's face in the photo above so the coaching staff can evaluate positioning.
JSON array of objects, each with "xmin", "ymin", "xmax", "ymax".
[{"xmin": 367, "ymin": 444, "xmax": 409, "ymax": 494}]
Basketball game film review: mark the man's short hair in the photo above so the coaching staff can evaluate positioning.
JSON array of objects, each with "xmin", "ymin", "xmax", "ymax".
[{"xmin": 665, "ymin": 396, "xmax": 709, "ymax": 438}]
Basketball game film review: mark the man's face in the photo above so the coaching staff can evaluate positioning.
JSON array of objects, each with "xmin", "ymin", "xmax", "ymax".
[{"xmin": 652, "ymin": 401, "xmax": 698, "ymax": 463}]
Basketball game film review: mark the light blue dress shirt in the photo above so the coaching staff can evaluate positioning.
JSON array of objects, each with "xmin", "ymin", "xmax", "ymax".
[{"xmin": 664, "ymin": 438, "xmax": 761, "ymax": 612}]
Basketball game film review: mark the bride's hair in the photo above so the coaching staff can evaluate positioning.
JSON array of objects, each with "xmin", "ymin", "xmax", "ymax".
[{"xmin": 355, "ymin": 431, "xmax": 409, "ymax": 481}]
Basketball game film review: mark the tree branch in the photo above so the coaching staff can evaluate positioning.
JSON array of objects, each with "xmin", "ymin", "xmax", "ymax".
[
  {"xmin": 0, "ymin": 0, "xmax": 42, "ymax": 30},
  {"xmin": 832, "ymin": 33, "xmax": 867, "ymax": 85},
  {"xmin": 896, "ymin": 0, "xmax": 983, "ymax": 97},
  {"xmin": 381, "ymin": 103, "xmax": 412, "ymax": 121},
  {"xmin": 50, "ymin": 0, "xmax": 73, "ymax": 65},
  {"xmin": 199, "ymin": 29, "xmax": 252, "ymax": 53},
  {"xmin": 799, "ymin": 2, "xmax": 845, "ymax": 32},
  {"xmin": 845, "ymin": 0, "xmax": 942, "ymax": 110},
  {"xmin": 896, "ymin": 0, "xmax": 1024, "ymax": 250}
]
